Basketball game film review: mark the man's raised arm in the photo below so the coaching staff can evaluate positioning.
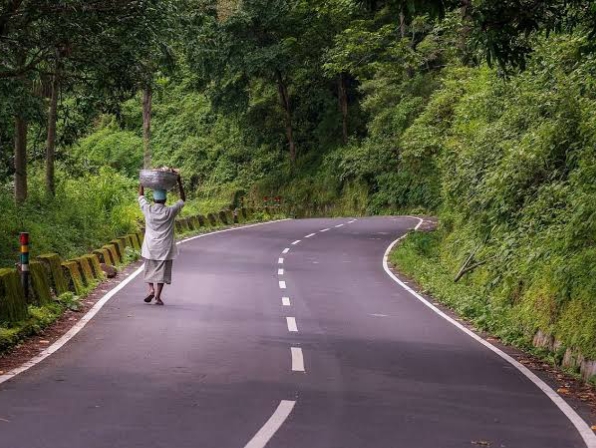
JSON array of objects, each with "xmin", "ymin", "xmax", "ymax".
[{"xmin": 177, "ymin": 175, "xmax": 186, "ymax": 202}]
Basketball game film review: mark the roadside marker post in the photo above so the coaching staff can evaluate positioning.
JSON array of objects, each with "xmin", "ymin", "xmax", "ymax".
[{"xmin": 20, "ymin": 232, "xmax": 30, "ymax": 300}]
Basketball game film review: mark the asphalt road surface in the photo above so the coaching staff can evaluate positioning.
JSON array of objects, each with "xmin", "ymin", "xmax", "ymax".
[{"xmin": 0, "ymin": 218, "xmax": 588, "ymax": 448}]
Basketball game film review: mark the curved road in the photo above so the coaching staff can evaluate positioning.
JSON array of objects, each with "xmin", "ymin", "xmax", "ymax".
[{"xmin": 0, "ymin": 218, "xmax": 588, "ymax": 448}]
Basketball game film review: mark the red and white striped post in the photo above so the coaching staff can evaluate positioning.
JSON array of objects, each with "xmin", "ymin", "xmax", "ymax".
[{"xmin": 20, "ymin": 232, "xmax": 30, "ymax": 299}]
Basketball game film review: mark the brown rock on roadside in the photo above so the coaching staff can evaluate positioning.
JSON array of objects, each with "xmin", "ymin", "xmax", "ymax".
[{"xmin": 100, "ymin": 263, "xmax": 117, "ymax": 278}]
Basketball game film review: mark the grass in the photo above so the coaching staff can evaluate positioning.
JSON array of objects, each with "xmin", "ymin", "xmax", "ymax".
[{"xmin": 390, "ymin": 230, "xmax": 529, "ymax": 348}]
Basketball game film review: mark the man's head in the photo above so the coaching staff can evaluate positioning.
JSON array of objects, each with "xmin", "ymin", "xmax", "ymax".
[{"xmin": 153, "ymin": 189, "xmax": 167, "ymax": 204}]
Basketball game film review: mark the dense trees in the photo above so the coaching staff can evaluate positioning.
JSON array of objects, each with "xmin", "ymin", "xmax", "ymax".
[
  {"xmin": 4, "ymin": 0, "xmax": 596, "ymax": 208},
  {"xmin": 0, "ymin": 0, "xmax": 177, "ymax": 201}
]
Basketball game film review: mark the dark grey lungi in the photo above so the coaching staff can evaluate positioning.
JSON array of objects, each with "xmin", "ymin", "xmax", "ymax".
[{"xmin": 143, "ymin": 259, "xmax": 173, "ymax": 284}]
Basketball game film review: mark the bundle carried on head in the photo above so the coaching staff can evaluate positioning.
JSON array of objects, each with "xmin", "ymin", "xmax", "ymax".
[{"xmin": 139, "ymin": 167, "xmax": 179, "ymax": 190}]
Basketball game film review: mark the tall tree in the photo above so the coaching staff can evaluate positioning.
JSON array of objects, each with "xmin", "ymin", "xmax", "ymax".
[
  {"xmin": 45, "ymin": 49, "xmax": 61, "ymax": 195},
  {"xmin": 14, "ymin": 113, "xmax": 27, "ymax": 203}
]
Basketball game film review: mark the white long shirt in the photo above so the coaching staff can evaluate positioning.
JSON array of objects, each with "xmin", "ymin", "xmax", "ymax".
[{"xmin": 139, "ymin": 196, "xmax": 185, "ymax": 260}]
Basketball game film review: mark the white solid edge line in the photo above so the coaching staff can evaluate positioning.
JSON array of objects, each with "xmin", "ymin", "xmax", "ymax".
[
  {"xmin": 383, "ymin": 217, "xmax": 596, "ymax": 448},
  {"xmin": 279, "ymin": 281, "xmax": 287, "ymax": 289},
  {"xmin": 282, "ymin": 248, "xmax": 290, "ymax": 254},
  {"xmin": 0, "ymin": 219, "xmax": 291, "ymax": 386},
  {"xmin": 320, "ymin": 228, "xmax": 330, "ymax": 232},
  {"xmin": 286, "ymin": 317, "xmax": 298, "ymax": 332},
  {"xmin": 278, "ymin": 268, "xmax": 284, "ymax": 276},
  {"xmin": 291, "ymin": 347, "xmax": 305, "ymax": 372},
  {"xmin": 291, "ymin": 240, "xmax": 301, "ymax": 245},
  {"xmin": 305, "ymin": 233, "xmax": 316, "ymax": 238},
  {"xmin": 278, "ymin": 258, "xmax": 284, "ymax": 264},
  {"xmin": 244, "ymin": 400, "xmax": 296, "ymax": 448},
  {"xmin": 282, "ymin": 297, "xmax": 291, "ymax": 306}
]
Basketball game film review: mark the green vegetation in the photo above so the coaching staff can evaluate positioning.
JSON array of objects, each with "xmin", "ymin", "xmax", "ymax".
[
  {"xmin": 391, "ymin": 231, "xmax": 527, "ymax": 347},
  {"xmin": 2, "ymin": 1, "xmax": 596, "ymax": 374},
  {"xmin": 387, "ymin": 31, "xmax": 596, "ymax": 363},
  {"xmin": 0, "ymin": 303, "xmax": 63, "ymax": 353},
  {"xmin": 0, "ymin": 168, "xmax": 138, "ymax": 268}
]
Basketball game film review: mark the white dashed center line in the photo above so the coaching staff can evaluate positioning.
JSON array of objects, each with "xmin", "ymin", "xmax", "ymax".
[
  {"xmin": 291, "ymin": 347, "xmax": 305, "ymax": 372},
  {"xmin": 286, "ymin": 317, "xmax": 298, "ymax": 332},
  {"xmin": 282, "ymin": 248, "xmax": 290, "ymax": 254},
  {"xmin": 305, "ymin": 233, "xmax": 316, "ymax": 238},
  {"xmin": 279, "ymin": 281, "xmax": 286, "ymax": 289},
  {"xmin": 278, "ymin": 258, "xmax": 284, "ymax": 264},
  {"xmin": 278, "ymin": 268, "xmax": 284, "ymax": 275},
  {"xmin": 244, "ymin": 400, "xmax": 296, "ymax": 448},
  {"xmin": 320, "ymin": 228, "xmax": 330, "ymax": 232},
  {"xmin": 335, "ymin": 224, "xmax": 344, "ymax": 228},
  {"xmin": 282, "ymin": 297, "xmax": 291, "ymax": 306},
  {"xmin": 291, "ymin": 240, "xmax": 301, "ymax": 245}
]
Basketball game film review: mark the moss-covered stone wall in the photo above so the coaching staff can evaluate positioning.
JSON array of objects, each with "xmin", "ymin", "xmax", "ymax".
[
  {"xmin": 110, "ymin": 239, "xmax": 125, "ymax": 261},
  {"xmin": 37, "ymin": 253, "xmax": 69, "ymax": 296},
  {"xmin": 0, "ymin": 268, "xmax": 29, "ymax": 322},
  {"xmin": 82, "ymin": 254, "xmax": 104, "ymax": 280},
  {"xmin": 208, "ymin": 213, "xmax": 217, "ymax": 226},
  {"xmin": 73, "ymin": 257, "xmax": 95, "ymax": 287},
  {"xmin": 62, "ymin": 261, "xmax": 85, "ymax": 296},
  {"xmin": 93, "ymin": 248, "xmax": 113, "ymax": 266},
  {"xmin": 127, "ymin": 234, "xmax": 140, "ymax": 250},
  {"xmin": 29, "ymin": 261, "xmax": 52, "ymax": 306},
  {"xmin": 104, "ymin": 244, "xmax": 121, "ymax": 265}
]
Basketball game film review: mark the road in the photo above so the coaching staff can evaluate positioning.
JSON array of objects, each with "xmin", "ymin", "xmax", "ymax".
[{"xmin": 0, "ymin": 217, "xmax": 589, "ymax": 448}]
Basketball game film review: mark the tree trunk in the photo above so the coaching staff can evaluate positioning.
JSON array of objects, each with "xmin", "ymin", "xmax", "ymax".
[
  {"xmin": 142, "ymin": 84, "xmax": 152, "ymax": 169},
  {"xmin": 338, "ymin": 73, "xmax": 349, "ymax": 145},
  {"xmin": 459, "ymin": 0, "xmax": 473, "ymax": 64},
  {"xmin": 45, "ymin": 69, "xmax": 59, "ymax": 196},
  {"xmin": 399, "ymin": 11, "xmax": 406, "ymax": 39},
  {"xmin": 275, "ymin": 70, "xmax": 296, "ymax": 164},
  {"xmin": 14, "ymin": 116, "xmax": 27, "ymax": 204}
]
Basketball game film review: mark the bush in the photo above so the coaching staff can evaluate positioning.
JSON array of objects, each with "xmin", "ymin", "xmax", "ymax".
[
  {"xmin": 0, "ymin": 167, "xmax": 139, "ymax": 269},
  {"xmin": 73, "ymin": 118, "xmax": 143, "ymax": 177}
]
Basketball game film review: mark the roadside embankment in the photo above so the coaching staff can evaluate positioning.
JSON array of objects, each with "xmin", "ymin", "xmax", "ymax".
[{"xmin": 391, "ymin": 226, "xmax": 596, "ymax": 385}]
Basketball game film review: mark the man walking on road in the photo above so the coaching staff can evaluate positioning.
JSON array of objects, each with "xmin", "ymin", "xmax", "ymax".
[{"xmin": 138, "ymin": 173, "xmax": 186, "ymax": 305}]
